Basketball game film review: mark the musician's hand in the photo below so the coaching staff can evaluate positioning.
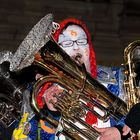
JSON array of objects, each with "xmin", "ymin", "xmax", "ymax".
[
  {"xmin": 122, "ymin": 125, "xmax": 136, "ymax": 138},
  {"xmin": 94, "ymin": 126, "xmax": 121, "ymax": 140},
  {"xmin": 43, "ymin": 84, "xmax": 63, "ymax": 111},
  {"xmin": 35, "ymin": 74, "xmax": 64, "ymax": 111}
]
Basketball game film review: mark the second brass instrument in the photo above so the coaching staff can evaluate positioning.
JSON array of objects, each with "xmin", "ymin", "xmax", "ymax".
[
  {"xmin": 123, "ymin": 40, "xmax": 140, "ymax": 111},
  {"xmin": 31, "ymin": 37, "xmax": 127, "ymax": 140}
]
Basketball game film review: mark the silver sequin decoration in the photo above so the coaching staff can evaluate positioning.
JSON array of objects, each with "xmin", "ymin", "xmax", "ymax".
[
  {"xmin": 0, "ymin": 51, "xmax": 13, "ymax": 64},
  {"xmin": 10, "ymin": 13, "xmax": 53, "ymax": 71}
]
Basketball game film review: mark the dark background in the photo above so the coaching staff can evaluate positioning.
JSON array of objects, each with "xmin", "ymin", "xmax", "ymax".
[{"xmin": 0, "ymin": 0, "xmax": 140, "ymax": 66}]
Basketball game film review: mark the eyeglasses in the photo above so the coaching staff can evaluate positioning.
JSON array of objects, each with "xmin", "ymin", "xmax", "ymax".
[{"xmin": 59, "ymin": 39, "xmax": 88, "ymax": 48}]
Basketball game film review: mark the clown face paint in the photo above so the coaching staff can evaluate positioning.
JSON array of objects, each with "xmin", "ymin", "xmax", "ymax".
[{"xmin": 58, "ymin": 25, "xmax": 91, "ymax": 73}]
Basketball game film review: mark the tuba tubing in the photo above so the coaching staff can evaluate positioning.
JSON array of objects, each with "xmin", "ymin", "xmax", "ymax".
[{"xmin": 32, "ymin": 36, "xmax": 128, "ymax": 140}]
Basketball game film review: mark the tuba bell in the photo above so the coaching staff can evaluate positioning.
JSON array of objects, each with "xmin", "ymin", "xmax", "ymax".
[{"xmin": 31, "ymin": 36, "xmax": 128, "ymax": 140}]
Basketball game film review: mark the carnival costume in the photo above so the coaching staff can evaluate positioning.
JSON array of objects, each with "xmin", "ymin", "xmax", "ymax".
[{"xmin": 0, "ymin": 14, "xmax": 126, "ymax": 140}]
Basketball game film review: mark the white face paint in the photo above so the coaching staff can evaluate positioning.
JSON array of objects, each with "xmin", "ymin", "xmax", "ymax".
[{"xmin": 58, "ymin": 25, "xmax": 91, "ymax": 72}]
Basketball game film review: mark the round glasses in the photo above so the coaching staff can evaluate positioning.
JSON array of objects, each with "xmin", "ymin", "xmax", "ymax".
[{"xmin": 59, "ymin": 38, "xmax": 88, "ymax": 48}]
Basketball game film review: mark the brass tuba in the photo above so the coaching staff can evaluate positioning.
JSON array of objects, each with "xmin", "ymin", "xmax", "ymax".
[
  {"xmin": 31, "ymin": 37, "xmax": 127, "ymax": 140},
  {"xmin": 123, "ymin": 40, "xmax": 140, "ymax": 111}
]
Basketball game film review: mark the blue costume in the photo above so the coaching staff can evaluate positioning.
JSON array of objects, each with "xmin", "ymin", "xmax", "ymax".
[{"xmin": 97, "ymin": 65, "xmax": 126, "ymax": 127}]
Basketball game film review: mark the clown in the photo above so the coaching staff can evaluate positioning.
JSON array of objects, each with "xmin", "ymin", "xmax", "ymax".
[
  {"xmin": 57, "ymin": 24, "xmax": 91, "ymax": 72},
  {"xmin": 53, "ymin": 18, "xmax": 96, "ymax": 78}
]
